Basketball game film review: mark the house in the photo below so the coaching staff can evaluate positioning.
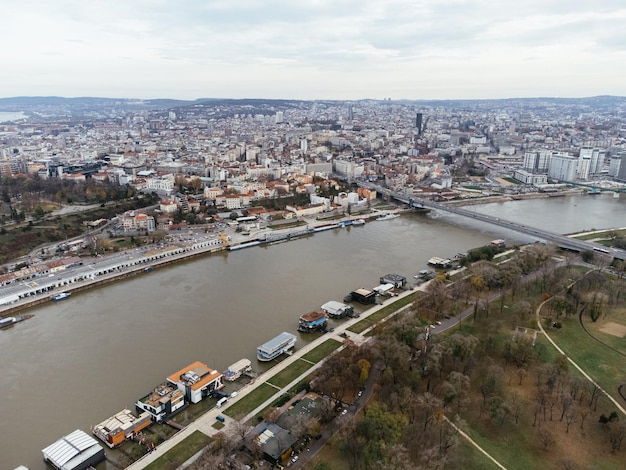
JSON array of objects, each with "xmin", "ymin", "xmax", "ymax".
[
  {"xmin": 135, "ymin": 382, "xmax": 185, "ymax": 422},
  {"xmin": 247, "ymin": 422, "xmax": 297, "ymax": 465},
  {"xmin": 92, "ymin": 409, "xmax": 151, "ymax": 448},
  {"xmin": 166, "ymin": 361, "xmax": 224, "ymax": 404}
]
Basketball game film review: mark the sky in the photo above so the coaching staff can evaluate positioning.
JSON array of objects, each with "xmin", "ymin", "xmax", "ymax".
[{"xmin": 2, "ymin": 0, "xmax": 626, "ymax": 101}]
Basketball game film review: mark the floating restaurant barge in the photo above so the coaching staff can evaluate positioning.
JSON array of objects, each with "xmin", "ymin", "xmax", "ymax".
[
  {"xmin": 320, "ymin": 300, "xmax": 354, "ymax": 319},
  {"xmin": 257, "ymin": 332, "xmax": 297, "ymax": 361},
  {"xmin": 92, "ymin": 409, "xmax": 151, "ymax": 448},
  {"xmin": 298, "ymin": 310, "xmax": 328, "ymax": 333},
  {"xmin": 223, "ymin": 358, "xmax": 253, "ymax": 381}
]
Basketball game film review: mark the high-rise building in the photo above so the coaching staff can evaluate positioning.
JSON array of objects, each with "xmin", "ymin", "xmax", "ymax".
[
  {"xmin": 548, "ymin": 154, "xmax": 577, "ymax": 182},
  {"xmin": 416, "ymin": 113, "xmax": 423, "ymax": 135}
]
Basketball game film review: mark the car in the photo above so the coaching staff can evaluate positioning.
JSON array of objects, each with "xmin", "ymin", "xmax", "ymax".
[
  {"xmin": 429, "ymin": 324, "xmax": 436, "ymax": 329},
  {"xmin": 216, "ymin": 415, "xmax": 225, "ymax": 423},
  {"xmin": 357, "ymin": 390, "xmax": 363, "ymax": 397},
  {"xmin": 436, "ymin": 321, "xmax": 442, "ymax": 325},
  {"xmin": 341, "ymin": 409, "xmax": 348, "ymax": 415}
]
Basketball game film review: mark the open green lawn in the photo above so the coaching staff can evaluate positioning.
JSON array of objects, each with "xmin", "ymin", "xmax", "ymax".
[
  {"xmin": 267, "ymin": 359, "xmax": 312, "ymax": 388},
  {"xmin": 584, "ymin": 307, "xmax": 626, "ymax": 354},
  {"xmin": 454, "ymin": 437, "xmax": 503, "ymax": 470},
  {"xmin": 571, "ymin": 228, "xmax": 626, "ymax": 240},
  {"xmin": 143, "ymin": 431, "xmax": 211, "ymax": 470},
  {"xmin": 547, "ymin": 318, "xmax": 625, "ymax": 403},
  {"xmin": 223, "ymin": 383, "xmax": 277, "ymax": 419},
  {"xmin": 301, "ymin": 338, "xmax": 342, "ymax": 363}
]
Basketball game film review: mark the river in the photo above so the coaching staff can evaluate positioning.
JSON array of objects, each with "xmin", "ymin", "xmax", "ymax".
[
  {"xmin": 0, "ymin": 111, "xmax": 28, "ymax": 123},
  {"xmin": 1, "ymin": 193, "xmax": 624, "ymax": 469}
]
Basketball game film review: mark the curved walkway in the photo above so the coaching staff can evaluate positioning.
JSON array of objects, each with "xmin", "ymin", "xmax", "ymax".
[
  {"xmin": 536, "ymin": 298, "xmax": 626, "ymax": 416},
  {"xmin": 577, "ymin": 311, "xmax": 626, "ymax": 404}
]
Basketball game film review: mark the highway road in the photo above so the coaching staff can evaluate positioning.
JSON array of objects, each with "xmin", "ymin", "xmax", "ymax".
[{"xmin": 359, "ymin": 181, "xmax": 626, "ymax": 261}]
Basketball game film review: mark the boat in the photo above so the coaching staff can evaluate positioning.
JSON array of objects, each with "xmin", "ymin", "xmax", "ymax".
[
  {"xmin": 376, "ymin": 213, "xmax": 400, "ymax": 221},
  {"xmin": 321, "ymin": 300, "xmax": 354, "ymax": 319},
  {"xmin": 312, "ymin": 223, "xmax": 339, "ymax": 232},
  {"xmin": 228, "ymin": 240, "xmax": 261, "ymax": 250},
  {"xmin": 257, "ymin": 332, "xmax": 297, "ymax": 361},
  {"xmin": 428, "ymin": 257, "xmax": 451, "ymax": 268},
  {"xmin": 223, "ymin": 358, "xmax": 252, "ymax": 381},
  {"xmin": 0, "ymin": 316, "xmax": 18, "ymax": 328},
  {"xmin": 298, "ymin": 310, "xmax": 328, "ymax": 333},
  {"xmin": 51, "ymin": 292, "xmax": 70, "ymax": 302},
  {"xmin": 352, "ymin": 219, "xmax": 366, "ymax": 226}
]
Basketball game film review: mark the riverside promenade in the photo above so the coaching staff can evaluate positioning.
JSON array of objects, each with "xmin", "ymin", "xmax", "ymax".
[{"xmin": 126, "ymin": 282, "xmax": 426, "ymax": 470}]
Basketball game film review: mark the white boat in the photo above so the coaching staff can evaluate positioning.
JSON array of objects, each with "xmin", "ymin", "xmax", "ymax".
[
  {"xmin": 257, "ymin": 332, "xmax": 297, "ymax": 361},
  {"xmin": 223, "ymin": 358, "xmax": 252, "ymax": 381},
  {"xmin": 352, "ymin": 219, "xmax": 366, "ymax": 225},
  {"xmin": 376, "ymin": 213, "xmax": 400, "ymax": 221},
  {"xmin": 51, "ymin": 292, "xmax": 70, "ymax": 302},
  {"xmin": 321, "ymin": 300, "xmax": 354, "ymax": 319}
]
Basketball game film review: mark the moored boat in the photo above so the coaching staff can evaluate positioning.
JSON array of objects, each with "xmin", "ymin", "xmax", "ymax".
[
  {"xmin": 321, "ymin": 300, "xmax": 354, "ymax": 319},
  {"xmin": 257, "ymin": 332, "xmax": 297, "ymax": 361},
  {"xmin": 298, "ymin": 310, "xmax": 328, "ymax": 333},
  {"xmin": 223, "ymin": 358, "xmax": 252, "ymax": 381},
  {"xmin": 51, "ymin": 292, "xmax": 70, "ymax": 302},
  {"xmin": 376, "ymin": 213, "xmax": 400, "ymax": 221}
]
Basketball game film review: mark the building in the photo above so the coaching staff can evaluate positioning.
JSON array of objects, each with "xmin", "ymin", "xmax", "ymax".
[
  {"xmin": 247, "ymin": 422, "xmax": 297, "ymax": 465},
  {"xmin": 42, "ymin": 429, "xmax": 105, "ymax": 470},
  {"xmin": 348, "ymin": 288, "xmax": 376, "ymax": 304},
  {"xmin": 513, "ymin": 169, "xmax": 548, "ymax": 185},
  {"xmin": 166, "ymin": 361, "xmax": 224, "ymax": 404},
  {"xmin": 547, "ymin": 154, "xmax": 577, "ymax": 182},
  {"xmin": 92, "ymin": 409, "xmax": 151, "ymax": 448},
  {"xmin": 119, "ymin": 210, "xmax": 156, "ymax": 232},
  {"xmin": 135, "ymin": 382, "xmax": 185, "ymax": 422},
  {"xmin": 379, "ymin": 273, "xmax": 406, "ymax": 288}
]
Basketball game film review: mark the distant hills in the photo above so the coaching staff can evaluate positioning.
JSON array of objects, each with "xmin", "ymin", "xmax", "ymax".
[{"xmin": 2, "ymin": 95, "xmax": 626, "ymax": 115}]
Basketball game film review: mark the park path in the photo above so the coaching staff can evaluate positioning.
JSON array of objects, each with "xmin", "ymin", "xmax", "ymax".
[{"xmin": 536, "ymin": 298, "xmax": 626, "ymax": 416}]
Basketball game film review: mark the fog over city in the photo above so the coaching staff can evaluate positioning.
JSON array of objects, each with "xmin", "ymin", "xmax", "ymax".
[{"xmin": 3, "ymin": 0, "xmax": 626, "ymax": 100}]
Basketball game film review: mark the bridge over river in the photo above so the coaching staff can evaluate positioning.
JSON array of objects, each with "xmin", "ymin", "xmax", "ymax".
[{"xmin": 363, "ymin": 183, "xmax": 626, "ymax": 261}]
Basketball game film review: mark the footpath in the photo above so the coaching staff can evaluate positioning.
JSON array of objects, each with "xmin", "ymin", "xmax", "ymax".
[{"xmin": 126, "ymin": 283, "xmax": 425, "ymax": 469}]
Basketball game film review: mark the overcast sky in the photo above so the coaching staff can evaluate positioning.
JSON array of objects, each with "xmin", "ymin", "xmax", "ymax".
[{"xmin": 2, "ymin": 0, "xmax": 625, "ymax": 100}]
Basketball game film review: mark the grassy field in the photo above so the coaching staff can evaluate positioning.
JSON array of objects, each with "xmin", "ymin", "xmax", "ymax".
[
  {"xmin": 266, "ymin": 359, "xmax": 312, "ymax": 388},
  {"xmin": 454, "ymin": 437, "xmax": 505, "ymax": 470},
  {"xmin": 143, "ymin": 431, "xmax": 211, "ymax": 470},
  {"xmin": 223, "ymin": 383, "xmax": 277, "ymax": 419},
  {"xmin": 301, "ymin": 338, "xmax": 342, "ymax": 363},
  {"xmin": 547, "ymin": 317, "xmax": 625, "ymax": 402},
  {"xmin": 347, "ymin": 294, "xmax": 416, "ymax": 334},
  {"xmin": 583, "ymin": 307, "xmax": 626, "ymax": 354},
  {"xmin": 570, "ymin": 228, "xmax": 626, "ymax": 240}
]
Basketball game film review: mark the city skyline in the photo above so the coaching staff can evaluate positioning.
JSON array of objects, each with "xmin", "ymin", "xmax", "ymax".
[{"xmin": 3, "ymin": 1, "xmax": 626, "ymax": 100}]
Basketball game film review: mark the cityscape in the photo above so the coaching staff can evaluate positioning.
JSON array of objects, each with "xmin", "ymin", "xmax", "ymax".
[
  {"xmin": 2, "ymin": 1, "xmax": 626, "ymax": 469},
  {"xmin": 1, "ymin": 95, "xmax": 626, "ymax": 470}
]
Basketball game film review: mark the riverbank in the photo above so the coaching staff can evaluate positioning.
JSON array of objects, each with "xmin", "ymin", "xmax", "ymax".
[{"xmin": 445, "ymin": 188, "xmax": 585, "ymax": 207}]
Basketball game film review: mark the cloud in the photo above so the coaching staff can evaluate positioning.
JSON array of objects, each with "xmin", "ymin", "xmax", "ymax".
[{"xmin": 1, "ymin": 0, "xmax": 625, "ymax": 99}]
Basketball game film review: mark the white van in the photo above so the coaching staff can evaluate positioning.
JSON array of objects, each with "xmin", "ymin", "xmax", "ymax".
[{"xmin": 216, "ymin": 397, "xmax": 228, "ymax": 408}]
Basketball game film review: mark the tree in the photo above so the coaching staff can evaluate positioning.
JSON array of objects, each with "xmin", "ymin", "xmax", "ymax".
[{"xmin": 537, "ymin": 428, "xmax": 555, "ymax": 450}]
